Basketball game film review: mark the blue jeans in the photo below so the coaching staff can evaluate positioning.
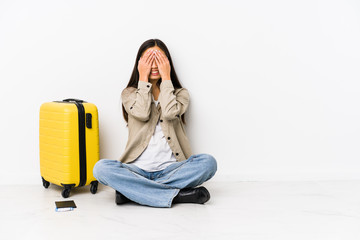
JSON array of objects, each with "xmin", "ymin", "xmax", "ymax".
[{"xmin": 93, "ymin": 154, "xmax": 217, "ymax": 208}]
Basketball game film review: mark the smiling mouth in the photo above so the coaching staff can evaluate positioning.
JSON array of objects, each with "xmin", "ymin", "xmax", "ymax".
[{"xmin": 151, "ymin": 70, "xmax": 159, "ymax": 76}]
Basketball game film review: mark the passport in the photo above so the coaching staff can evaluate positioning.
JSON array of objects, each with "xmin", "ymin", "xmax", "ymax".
[{"xmin": 55, "ymin": 200, "xmax": 77, "ymax": 212}]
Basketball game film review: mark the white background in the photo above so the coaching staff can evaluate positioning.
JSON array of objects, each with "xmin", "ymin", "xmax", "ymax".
[{"xmin": 0, "ymin": 0, "xmax": 359, "ymax": 184}]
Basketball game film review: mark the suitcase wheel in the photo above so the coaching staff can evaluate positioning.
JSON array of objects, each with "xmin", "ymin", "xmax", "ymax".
[
  {"xmin": 62, "ymin": 188, "xmax": 71, "ymax": 198},
  {"xmin": 42, "ymin": 177, "xmax": 50, "ymax": 189},
  {"xmin": 90, "ymin": 181, "xmax": 98, "ymax": 194},
  {"xmin": 61, "ymin": 184, "xmax": 75, "ymax": 198}
]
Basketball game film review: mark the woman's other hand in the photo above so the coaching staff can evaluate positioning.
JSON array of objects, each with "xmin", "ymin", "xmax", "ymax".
[
  {"xmin": 138, "ymin": 49, "xmax": 155, "ymax": 82},
  {"xmin": 154, "ymin": 50, "xmax": 171, "ymax": 80}
]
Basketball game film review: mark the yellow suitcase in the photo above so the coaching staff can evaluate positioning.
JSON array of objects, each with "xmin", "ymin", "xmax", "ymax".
[{"xmin": 39, "ymin": 99, "xmax": 99, "ymax": 198}]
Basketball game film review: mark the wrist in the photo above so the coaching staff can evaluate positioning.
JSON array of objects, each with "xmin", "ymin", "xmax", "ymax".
[{"xmin": 139, "ymin": 75, "xmax": 148, "ymax": 82}]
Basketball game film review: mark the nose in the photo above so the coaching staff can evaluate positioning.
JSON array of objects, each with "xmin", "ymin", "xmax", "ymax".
[{"xmin": 151, "ymin": 59, "xmax": 157, "ymax": 68}]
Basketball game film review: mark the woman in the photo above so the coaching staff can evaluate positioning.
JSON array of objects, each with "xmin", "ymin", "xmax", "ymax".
[{"xmin": 93, "ymin": 39, "xmax": 217, "ymax": 208}]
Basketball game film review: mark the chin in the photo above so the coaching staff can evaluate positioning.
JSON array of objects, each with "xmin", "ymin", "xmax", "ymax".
[{"xmin": 150, "ymin": 76, "xmax": 161, "ymax": 81}]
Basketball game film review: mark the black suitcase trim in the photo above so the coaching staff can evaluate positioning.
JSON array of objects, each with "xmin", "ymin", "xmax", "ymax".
[
  {"xmin": 74, "ymin": 101, "xmax": 87, "ymax": 187},
  {"xmin": 61, "ymin": 99, "xmax": 87, "ymax": 187}
]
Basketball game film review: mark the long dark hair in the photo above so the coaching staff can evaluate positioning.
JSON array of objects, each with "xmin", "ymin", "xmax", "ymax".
[{"xmin": 122, "ymin": 39, "xmax": 186, "ymax": 124}]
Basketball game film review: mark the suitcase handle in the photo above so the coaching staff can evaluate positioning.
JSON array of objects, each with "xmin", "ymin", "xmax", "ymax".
[
  {"xmin": 63, "ymin": 98, "xmax": 84, "ymax": 103},
  {"xmin": 86, "ymin": 113, "xmax": 92, "ymax": 129}
]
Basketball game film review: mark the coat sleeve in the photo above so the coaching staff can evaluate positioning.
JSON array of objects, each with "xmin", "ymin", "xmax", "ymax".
[
  {"xmin": 158, "ymin": 80, "xmax": 190, "ymax": 120},
  {"xmin": 121, "ymin": 81, "xmax": 152, "ymax": 121}
]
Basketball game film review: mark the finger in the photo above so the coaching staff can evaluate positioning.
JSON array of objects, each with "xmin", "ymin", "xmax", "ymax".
[
  {"xmin": 154, "ymin": 54, "xmax": 161, "ymax": 67},
  {"xmin": 150, "ymin": 54, "xmax": 155, "ymax": 65},
  {"xmin": 145, "ymin": 51, "xmax": 155, "ymax": 64},
  {"xmin": 157, "ymin": 50, "xmax": 165, "ymax": 58},
  {"xmin": 155, "ymin": 51, "xmax": 164, "ymax": 64},
  {"xmin": 142, "ymin": 50, "xmax": 151, "ymax": 61},
  {"xmin": 154, "ymin": 54, "xmax": 159, "ymax": 64},
  {"xmin": 158, "ymin": 50, "xmax": 168, "ymax": 64},
  {"xmin": 142, "ymin": 49, "xmax": 153, "ymax": 61},
  {"xmin": 148, "ymin": 55, "xmax": 156, "ymax": 70}
]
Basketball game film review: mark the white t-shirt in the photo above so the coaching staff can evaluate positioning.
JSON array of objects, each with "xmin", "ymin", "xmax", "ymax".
[{"xmin": 129, "ymin": 99, "xmax": 177, "ymax": 172}]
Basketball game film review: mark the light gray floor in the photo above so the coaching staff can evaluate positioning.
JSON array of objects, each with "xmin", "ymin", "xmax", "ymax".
[{"xmin": 1, "ymin": 180, "xmax": 359, "ymax": 240}]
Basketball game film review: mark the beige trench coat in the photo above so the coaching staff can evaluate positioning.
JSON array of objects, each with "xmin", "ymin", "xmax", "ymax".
[{"xmin": 119, "ymin": 80, "xmax": 193, "ymax": 163}]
